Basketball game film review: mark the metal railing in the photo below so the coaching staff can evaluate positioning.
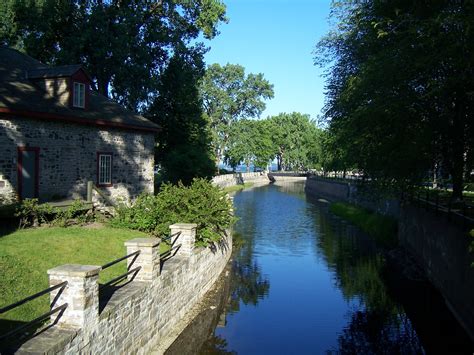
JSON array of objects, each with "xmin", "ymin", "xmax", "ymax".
[
  {"xmin": 406, "ymin": 189, "xmax": 474, "ymax": 229},
  {"xmin": 0, "ymin": 281, "xmax": 68, "ymax": 340},
  {"xmin": 160, "ymin": 231, "xmax": 181, "ymax": 261},
  {"xmin": 99, "ymin": 251, "xmax": 141, "ymax": 289}
]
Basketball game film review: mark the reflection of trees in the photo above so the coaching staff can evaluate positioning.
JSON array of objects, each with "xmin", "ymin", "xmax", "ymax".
[
  {"xmin": 314, "ymin": 205, "xmax": 425, "ymax": 353},
  {"xmin": 227, "ymin": 258, "xmax": 270, "ymax": 314},
  {"xmin": 316, "ymin": 207, "xmax": 395, "ymax": 312},
  {"xmin": 336, "ymin": 310, "xmax": 424, "ymax": 354},
  {"xmin": 228, "ymin": 190, "xmax": 270, "ymax": 313},
  {"xmin": 199, "ymin": 335, "xmax": 236, "ymax": 355}
]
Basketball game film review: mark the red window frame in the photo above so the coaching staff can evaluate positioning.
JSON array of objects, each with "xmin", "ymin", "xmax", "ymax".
[
  {"xmin": 96, "ymin": 152, "xmax": 113, "ymax": 187},
  {"xmin": 17, "ymin": 146, "xmax": 40, "ymax": 200}
]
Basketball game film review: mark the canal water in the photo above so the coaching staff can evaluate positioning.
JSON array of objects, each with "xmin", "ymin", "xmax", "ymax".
[{"xmin": 166, "ymin": 182, "xmax": 473, "ymax": 354}]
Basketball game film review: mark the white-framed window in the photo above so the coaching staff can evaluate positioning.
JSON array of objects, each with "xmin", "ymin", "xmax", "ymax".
[
  {"xmin": 73, "ymin": 82, "xmax": 85, "ymax": 108},
  {"xmin": 98, "ymin": 153, "xmax": 112, "ymax": 186}
]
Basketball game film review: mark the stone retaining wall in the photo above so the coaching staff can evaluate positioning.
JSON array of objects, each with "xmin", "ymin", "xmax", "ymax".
[
  {"xmin": 305, "ymin": 176, "xmax": 474, "ymax": 341},
  {"xmin": 399, "ymin": 204, "xmax": 474, "ymax": 340},
  {"xmin": 15, "ymin": 224, "xmax": 232, "ymax": 354},
  {"xmin": 305, "ymin": 176, "xmax": 400, "ymax": 218},
  {"xmin": 212, "ymin": 172, "xmax": 269, "ymax": 188}
]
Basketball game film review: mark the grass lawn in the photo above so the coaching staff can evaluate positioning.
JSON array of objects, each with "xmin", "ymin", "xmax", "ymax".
[
  {"xmin": 223, "ymin": 182, "xmax": 254, "ymax": 193},
  {"xmin": 330, "ymin": 202, "xmax": 398, "ymax": 248},
  {"xmin": 0, "ymin": 224, "xmax": 157, "ymax": 327}
]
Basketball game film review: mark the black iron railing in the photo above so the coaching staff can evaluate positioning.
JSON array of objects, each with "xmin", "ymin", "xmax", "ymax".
[
  {"xmin": 99, "ymin": 251, "xmax": 141, "ymax": 289},
  {"xmin": 160, "ymin": 231, "xmax": 181, "ymax": 261},
  {"xmin": 0, "ymin": 281, "xmax": 68, "ymax": 340}
]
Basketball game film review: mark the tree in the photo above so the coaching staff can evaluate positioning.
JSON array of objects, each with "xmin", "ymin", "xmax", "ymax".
[
  {"xmin": 0, "ymin": 0, "xmax": 227, "ymax": 111},
  {"xmin": 316, "ymin": 1, "xmax": 474, "ymax": 198},
  {"xmin": 200, "ymin": 63, "xmax": 274, "ymax": 170},
  {"xmin": 267, "ymin": 112, "xmax": 321, "ymax": 171},
  {"xmin": 147, "ymin": 49, "xmax": 214, "ymax": 185},
  {"xmin": 224, "ymin": 119, "xmax": 274, "ymax": 172}
]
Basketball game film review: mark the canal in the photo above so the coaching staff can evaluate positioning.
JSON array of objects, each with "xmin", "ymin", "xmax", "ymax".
[{"xmin": 166, "ymin": 181, "xmax": 473, "ymax": 354}]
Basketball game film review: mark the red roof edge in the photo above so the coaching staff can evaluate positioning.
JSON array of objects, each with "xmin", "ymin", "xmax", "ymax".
[{"xmin": 0, "ymin": 108, "xmax": 161, "ymax": 133}]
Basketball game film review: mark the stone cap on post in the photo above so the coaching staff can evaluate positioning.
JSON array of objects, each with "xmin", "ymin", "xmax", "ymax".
[
  {"xmin": 169, "ymin": 223, "xmax": 197, "ymax": 257},
  {"xmin": 124, "ymin": 237, "xmax": 161, "ymax": 282},
  {"xmin": 47, "ymin": 264, "xmax": 101, "ymax": 329}
]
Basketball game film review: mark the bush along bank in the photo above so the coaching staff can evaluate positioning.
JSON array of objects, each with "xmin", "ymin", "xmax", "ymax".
[
  {"xmin": 330, "ymin": 202, "xmax": 398, "ymax": 249},
  {"xmin": 111, "ymin": 178, "xmax": 236, "ymax": 247}
]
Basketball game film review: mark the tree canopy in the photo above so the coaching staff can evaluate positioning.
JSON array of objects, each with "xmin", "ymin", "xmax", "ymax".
[
  {"xmin": 147, "ymin": 49, "xmax": 214, "ymax": 185},
  {"xmin": 200, "ymin": 63, "xmax": 274, "ymax": 168},
  {"xmin": 0, "ymin": 0, "xmax": 228, "ymax": 111},
  {"xmin": 316, "ymin": 0, "xmax": 474, "ymax": 198},
  {"xmin": 223, "ymin": 113, "xmax": 323, "ymax": 172}
]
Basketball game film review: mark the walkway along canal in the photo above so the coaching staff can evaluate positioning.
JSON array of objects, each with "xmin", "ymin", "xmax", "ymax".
[{"xmin": 167, "ymin": 181, "xmax": 473, "ymax": 354}]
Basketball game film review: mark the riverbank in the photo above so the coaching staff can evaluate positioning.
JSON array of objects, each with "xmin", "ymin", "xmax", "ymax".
[
  {"xmin": 305, "ymin": 177, "xmax": 474, "ymax": 342},
  {"xmin": 3, "ymin": 225, "xmax": 232, "ymax": 354},
  {"xmin": 167, "ymin": 182, "xmax": 473, "ymax": 353}
]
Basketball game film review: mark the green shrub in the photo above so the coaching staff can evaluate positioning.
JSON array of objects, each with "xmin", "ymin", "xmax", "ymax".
[
  {"xmin": 15, "ymin": 199, "xmax": 55, "ymax": 228},
  {"xmin": 15, "ymin": 199, "xmax": 94, "ymax": 228},
  {"xmin": 52, "ymin": 200, "xmax": 92, "ymax": 227},
  {"xmin": 111, "ymin": 178, "xmax": 235, "ymax": 246}
]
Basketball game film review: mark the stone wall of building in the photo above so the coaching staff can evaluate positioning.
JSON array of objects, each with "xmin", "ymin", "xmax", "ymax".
[
  {"xmin": 15, "ymin": 224, "xmax": 232, "ymax": 354},
  {"xmin": 0, "ymin": 117, "xmax": 154, "ymax": 205}
]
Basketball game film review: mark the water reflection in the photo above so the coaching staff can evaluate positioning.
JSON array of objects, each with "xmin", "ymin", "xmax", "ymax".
[{"xmin": 167, "ymin": 182, "xmax": 473, "ymax": 354}]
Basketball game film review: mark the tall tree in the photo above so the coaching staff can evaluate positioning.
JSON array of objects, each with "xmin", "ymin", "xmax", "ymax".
[
  {"xmin": 267, "ymin": 112, "xmax": 321, "ymax": 171},
  {"xmin": 147, "ymin": 49, "xmax": 214, "ymax": 185},
  {"xmin": 200, "ymin": 63, "xmax": 274, "ymax": 170},
  {"xmin": 316, "ymin": 1, "xmax": 474, "ymax": 198},
  {"xmin": 0, "ymin": 0, "xmax": 227, "ymax": 111},
  {"xmin": 224, "ymin": 119, "xmax": 274, "ymax": 172}
]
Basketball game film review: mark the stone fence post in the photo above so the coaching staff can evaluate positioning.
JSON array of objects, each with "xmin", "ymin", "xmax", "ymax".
[
  {"xmin": 124, "ymin": 238, "xmax": 161, "ymax": 281},
  {"xmin": 169, "ymin": 223, "xmax": 197, "ymax": 257},
  {"xmin": 47, "ymin": 264, "xmax": 101, "ymax": 329}
]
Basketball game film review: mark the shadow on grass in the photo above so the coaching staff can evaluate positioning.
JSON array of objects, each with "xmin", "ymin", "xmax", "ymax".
[
  {"xmin": 0, "ymin": 318, "xmax": 58, "ymax": 354},
  {"xmin": 0, "ymin": 218, "xmax": 19, "ymax": 238}
]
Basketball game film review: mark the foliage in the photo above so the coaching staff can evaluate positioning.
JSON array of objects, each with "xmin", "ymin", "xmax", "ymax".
[
  {"xmin": 0, "ymin": 0, "xmax": 227, "ymax": 111},
  {"xmin": 330, "ymin": 202, "xmax": 398, "ymax": 249},
  {"xmin": 0, "ymin": 225, "xmax": 149, "ymax": 331},
  {"xmin": 111, "ymin": 178, "xmax": 235, "ymax": 246},
  {"xmin": 200, "ymin": 63, "xmax": 274, "ymax": 167},
  {"xmin": 15, "ymin": 199, "xmax": 94, "ymax": 228},
  {"xmin": 315, "ymin": 1, "xmax": 474, "ymax": 198},
  {"xmin": 267, "ymin": 112, "xmax": 323, "ymax": 171},
  {"xmin": 225, "ymin": 119, "xmax": 274, "ymax": 171},
  {"xmin": 15, "ymin": 199, "xmax": 55, "ymax": 228},
  {"xmin": 51, "ymin": 200, "xmax": 93, "ymax": 227},
  {"xmin": 148, "ymin": 50, "xmax": 214, "ymax": 185}
]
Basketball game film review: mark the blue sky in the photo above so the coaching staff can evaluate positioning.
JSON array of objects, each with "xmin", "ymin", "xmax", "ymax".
[{"xmin": 202, "ymin": 0, "xmax": 332, "ymax": 122}]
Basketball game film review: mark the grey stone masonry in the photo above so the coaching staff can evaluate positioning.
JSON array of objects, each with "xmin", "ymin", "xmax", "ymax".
[
  {"xmin": 0, "ymin": 117, "xmax": 155, "ymax": 206},
  {"xmin": 47, "ymin": 264, "xmax": 101, "ymax": 329},
  {"xmin": 124, "ymin": 238, "xmax": 161, "ymax": 281},
  {"xmin": 169, "ymin": 223, "xmax": 197, "ymax": 257},
  {"xmin": 17, "ymin": 228, "xmax": 232, "ymax": 354}
]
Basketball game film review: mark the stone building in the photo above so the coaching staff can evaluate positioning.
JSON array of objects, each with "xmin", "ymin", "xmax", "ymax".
[{"xmin": 0, "ymin": 47, "xmax": 159, "ymax": 205}]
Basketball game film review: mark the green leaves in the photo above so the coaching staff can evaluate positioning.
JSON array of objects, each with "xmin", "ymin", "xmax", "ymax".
[
  {"xmin": 200, "ymin": 63, "xmax": 274, "ymax": 166},
  {"xmin": 316, "ymin": 1, "xmax": 474, "ymax": 195},
  {"xmin": 1, "ymin": 0, "xmax": 227, "ymax": 111},
  {"xmin": 111, "ymin": 179, "xmax": 235, "ymax": 247}
]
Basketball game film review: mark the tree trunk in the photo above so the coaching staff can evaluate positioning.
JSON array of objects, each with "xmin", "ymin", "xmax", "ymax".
[{"xmin": 97, "ymin": 78, "xmax": 110, "ymax": 97}]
